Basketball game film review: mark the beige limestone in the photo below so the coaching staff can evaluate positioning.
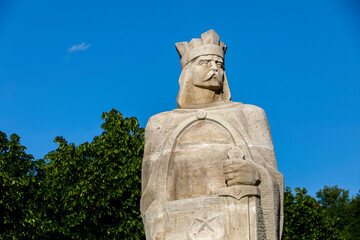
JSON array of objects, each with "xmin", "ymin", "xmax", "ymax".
[{"xmin": 141, "ymin": 30, "xmax": 283, "ymax": 240}]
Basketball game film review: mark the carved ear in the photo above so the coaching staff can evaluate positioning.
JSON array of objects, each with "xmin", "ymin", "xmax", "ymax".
[{"xmin": 175, "ymin": 42, "xmax": 189, "ymax": 58}]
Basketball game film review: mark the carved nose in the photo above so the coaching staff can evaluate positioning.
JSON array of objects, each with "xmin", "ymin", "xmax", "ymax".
[{"xmin": 210, "ymin": 61, "xmax": 217, "ymax": 71}]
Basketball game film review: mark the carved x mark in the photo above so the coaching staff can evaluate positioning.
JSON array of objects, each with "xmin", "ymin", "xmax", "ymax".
[{"xmin": 195, "ymin": 216, "xmax": 217, "ymax": 233}]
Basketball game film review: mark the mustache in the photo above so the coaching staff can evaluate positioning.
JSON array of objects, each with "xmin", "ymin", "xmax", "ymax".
[{"xmin": 204, "ymin": 71, "xmax": 221, "ymax": 81}]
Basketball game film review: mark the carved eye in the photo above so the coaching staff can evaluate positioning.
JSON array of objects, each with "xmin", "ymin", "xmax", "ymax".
[
  {"xmin": 217, "ymin": 63, "xmax": 224, "ymax": 68},
  {"xmin": 199, "ymin": 61, "xmax": 208, "ymax": 66}
]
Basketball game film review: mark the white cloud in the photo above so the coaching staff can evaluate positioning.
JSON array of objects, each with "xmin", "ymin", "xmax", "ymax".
[{"xmin": 68, "ymin": 42, "xmax": 91, "ymax": 52}]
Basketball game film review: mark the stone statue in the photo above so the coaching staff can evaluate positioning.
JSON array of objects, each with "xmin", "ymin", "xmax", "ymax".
[{"xmin": 141, "ymin": 30, "xmax": 284, "ymax": 240}]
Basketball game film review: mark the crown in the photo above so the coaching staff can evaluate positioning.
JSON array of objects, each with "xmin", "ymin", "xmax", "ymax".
[{"xmin": 175, "ymin": 29, "xmax": 227, "ymax": 68}]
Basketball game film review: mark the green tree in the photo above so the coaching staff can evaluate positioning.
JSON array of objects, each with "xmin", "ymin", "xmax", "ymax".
[
  {"xmin": 283, "ymin": 187, "xmax": 340, "ymax": 240},
  {"xmin": 344, "ymin": 191, "xmax": 360, "ymax": 240},
  {"xmin": 0, "ymin": 131, "xmax": 40, "ymax": 239},
  {"xmin": 316, "ymin": 185, "xmax": 350, "ymax": 209},
  {"xmin": 35, "ymin": 109, "xmax": 145, "ymax": 239},
  {"xmin": 316, "ymin": 185, "xmax": 351, "ymax": 239}
]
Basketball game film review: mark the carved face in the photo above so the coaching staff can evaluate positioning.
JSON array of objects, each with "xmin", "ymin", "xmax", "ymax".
[{"xmin": 190, "ymin": 55, "xmax": 225, "ymax": 91}]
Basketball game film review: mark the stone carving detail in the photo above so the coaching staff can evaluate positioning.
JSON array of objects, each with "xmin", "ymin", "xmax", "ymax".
[
  {"xmin": 187, "ymin": 212, "xmax": 225, "ymax": 240},
  {"xmin": 196, "ymin": 109, "xmax": 207, "ymax": 120},
  {"xmin": 141, "ymin": 30, "xmax": 284, "ymax": 240}
]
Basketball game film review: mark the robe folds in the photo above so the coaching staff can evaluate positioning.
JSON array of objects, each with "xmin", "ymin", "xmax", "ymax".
[{"xmin": 141, "ymin": 101, "xmax": 283, "ymax": 240}]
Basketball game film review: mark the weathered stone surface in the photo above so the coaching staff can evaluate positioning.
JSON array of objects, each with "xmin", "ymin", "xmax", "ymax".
[{"xmin": 141, "ymin": 30, "xmax": 283, "ymax": 240}]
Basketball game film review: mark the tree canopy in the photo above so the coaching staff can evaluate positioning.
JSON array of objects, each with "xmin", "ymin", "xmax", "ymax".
[
  {"xmin": 283, "ymin": 187, "xmax": 340, "ymax": 240},
  {"xmin": 0, "ymin": 132, "xmax": 39, "ymax": 238},
  {"xmin": 316, "ymin": 186, "xmax": 360, "ymax": 240},
  {"xmin": 1, "ymin": 109, "xmax": 145, "ymax": 239}
]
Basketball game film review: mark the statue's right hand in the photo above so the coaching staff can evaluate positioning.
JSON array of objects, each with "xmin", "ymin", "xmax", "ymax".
[{"xmin": 223, "ymin": 158, "xmax": 260, "ymax": 186}]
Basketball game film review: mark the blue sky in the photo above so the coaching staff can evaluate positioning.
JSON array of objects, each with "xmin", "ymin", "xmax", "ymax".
[{"xmin": 1, "ymin": 0, "xmax": 359, "ymax": 197}]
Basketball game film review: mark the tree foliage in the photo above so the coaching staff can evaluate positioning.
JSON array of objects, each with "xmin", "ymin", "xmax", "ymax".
[
  {"xmin": 316, "ymin": 185, "xmax": 350, "ymax": 209},
  {"xmin": 316, "ymin": 186, "xmax": 360, "ymax": 240},
  {"xmin": 39, "ymin": 109, "xmax": 144, "ymax": 239},
  {"xmin": 0, "ymin": 132, "xmax": 40, "ymax": 238},
  {"xmin": 1, "ymin": 109, "xmax": 145, "ymax": 239},
  {"xmin": 316, "ymin": 185, "xmax": 350, "ymax": 239},
  {"xmin": 282, "ymin": 187, "xmax": 340, "ymax": 240},
  {"xmin": 345, "ymin": 191, "xmax": 360, "ymax": 240}
]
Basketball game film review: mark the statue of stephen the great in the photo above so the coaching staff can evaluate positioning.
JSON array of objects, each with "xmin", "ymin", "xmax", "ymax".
[{"xmin": 141, "ymin": 30, "xmax": 284, "ymax": 240}]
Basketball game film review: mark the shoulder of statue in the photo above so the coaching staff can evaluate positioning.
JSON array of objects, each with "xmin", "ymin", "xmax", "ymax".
[
  {"xmin": 145, "ymin": 111, "xmax": 173, "ymax": 137},
  {"xmin": 238, "ymin": 103, "xmax": 267, "ymax": 118},
  {"xmin": 240, "ymin": 103, "xmax": 265, "ymax": 112},
  {"xmin": 230, "ymin": 103, "xmax": 270, "ymax": 129},
  {"xmin": 147, "ymin": 111, "xmax": 171, "ymax": 124}
]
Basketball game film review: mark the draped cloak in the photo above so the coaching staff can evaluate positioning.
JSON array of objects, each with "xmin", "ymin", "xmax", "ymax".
[{"xmin": 141, "ymin": 101, "xmax": 283, "ymax": 240}]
